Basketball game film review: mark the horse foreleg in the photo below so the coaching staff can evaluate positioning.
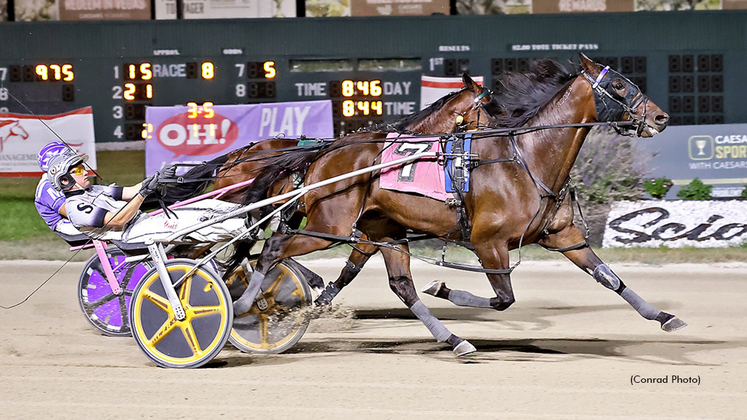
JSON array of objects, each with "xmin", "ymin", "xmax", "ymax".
[
  {"xmin": 379, "ymin": 244, "xmax": 475, "ymax": 356},
  {"xmin": 423, "ymin": 242, "xmax": 516, "ymax": 311},
  {"xmin": 314, "ymin": 242, "xmax": 378, "ymax": 306},
  {"xmin": 539, "ymin": 227, "xmax": 687, "ymax": 332},
  {"xmin": 233, "ymin": 234, "xmax": 333, "ymax": 315}
]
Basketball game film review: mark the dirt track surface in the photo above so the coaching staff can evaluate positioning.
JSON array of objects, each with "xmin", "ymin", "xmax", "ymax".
[{"xmin": 1, "ymin": 258, "xmax": 746, "ymax": 419}]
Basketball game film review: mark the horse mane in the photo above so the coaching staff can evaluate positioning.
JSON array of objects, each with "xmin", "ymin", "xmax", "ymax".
[
  {"xmin": 490, "ymin": 59, "xmax": 579, "ymax": 128},
  {"xmin": 392, "ymin": 89, "xmax": 463, "ymax": 131},
  {"xmin": 240, "ymin": 145, "xmax": 328, "ymax": 206},
  {"xmin": 155, "ymin": 153, "xmax": 232, "ymax": 206}
]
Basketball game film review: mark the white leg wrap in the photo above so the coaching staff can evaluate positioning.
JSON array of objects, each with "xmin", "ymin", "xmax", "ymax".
[
  {"xmin": 593, "ymin": 264, "xmax": 621, "ymax": 291},
  {"xmin": 448, "ymin": 290, "xmax": 492, "ymax": 308},
  {"xmin": 410, "ymin": 300, "xmax": 451, "ymax": 342},
  {"xmin": 233, "ymin": 271, "xmax": 265, "ymax": 315},
  {"xmin": 620, "ymin": 287, "xmax": 659, "ymax": 320}
]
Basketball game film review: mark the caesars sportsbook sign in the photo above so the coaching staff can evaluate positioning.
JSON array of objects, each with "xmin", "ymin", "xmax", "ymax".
[
  {"xmin": 635, "ymin": 123, "xmax": 747, "ymax": 198},
  {"xmin": 603, "ymin": 124, "xmax": 747, "ymax": 248}
]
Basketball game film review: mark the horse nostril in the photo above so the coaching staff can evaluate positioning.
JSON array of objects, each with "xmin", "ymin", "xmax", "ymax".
[{"xmin": 656, "ymin": 113, "xmax": 669, "ymax": 126}]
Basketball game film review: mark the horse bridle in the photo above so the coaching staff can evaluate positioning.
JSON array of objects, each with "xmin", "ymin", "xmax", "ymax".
[
  {"xmin": 455, "ymin": 86, "xmax": 493, "ymax": 132},
  {"xmin": 582, "ymin": 65, "xmax": 650, "ymax": 137}
]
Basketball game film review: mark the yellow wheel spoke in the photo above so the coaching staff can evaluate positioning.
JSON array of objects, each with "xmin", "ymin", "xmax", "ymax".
[
  {"xmin": 258, "ymin": 314, "xmax": 270, "ymax": 348},
  {"xmin": 141, "ymin": 289, "xmax": 171, "ymax": 311},
  {"xmin": 181, "ymin": 324, "xmax": 202, "ymax": 357},
  {"xmin": 178, "ymin": 273, "xmax": 193, "ymax": 303},
  {"xmin": 145, "ymin": 316, "xmax": 179, "ymax": 347},
  {"xmin": 265, "ymin": 274, "xmax": 285, "ymax": 297},
  {"xmin": 189, "ymin": 305, "xmax": 226, "ymax": 318},
  {"xmin": 291, "ymin": 288, "xmax": 304, "ymax": 298}
]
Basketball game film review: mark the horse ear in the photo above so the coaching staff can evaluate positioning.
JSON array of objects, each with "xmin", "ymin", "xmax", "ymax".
[
  {"xmin": 462, "ymin": 73, "xmax": 480, "ymax": 94},
  {"xmin": 579, "ymin": 53, "xmax": 597, "ymax": 74}
]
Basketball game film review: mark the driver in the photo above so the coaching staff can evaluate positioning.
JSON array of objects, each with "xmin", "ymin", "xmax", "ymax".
[
  {"xmin": 34, "ymin": 142, "xmax": 84, "ymax": 237},
  {"xmin": 41, "ymin": 142, "xmax": 247, "ymax": 244}
]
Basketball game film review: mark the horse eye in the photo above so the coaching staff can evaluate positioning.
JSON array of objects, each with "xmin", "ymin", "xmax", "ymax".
[{"xmin": 613, "ymin": 80, "xmax": 625, "ymax": 90}]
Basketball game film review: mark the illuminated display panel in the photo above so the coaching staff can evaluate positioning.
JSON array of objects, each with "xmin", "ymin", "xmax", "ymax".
[
  {"xmin": 2, "ymin": 14, "xmax": 741, "ymax": 147},
  {"xmin": 0, "ymin": 63, "xmax": 76, "ymax": 115}
]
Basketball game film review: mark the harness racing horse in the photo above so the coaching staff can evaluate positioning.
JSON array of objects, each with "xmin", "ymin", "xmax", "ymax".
[
  {"xmin": 233, "ymin": 54, "xmax": 683, "ymax": 357},
  {"xmin": 164, "ymin": 74, "xmax": 499, "ymax": 304}
]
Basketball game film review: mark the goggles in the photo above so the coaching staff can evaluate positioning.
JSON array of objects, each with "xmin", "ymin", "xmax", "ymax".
[{"xmin": 70, "ymin": 165, "xmax": 87, "ymax": 176}]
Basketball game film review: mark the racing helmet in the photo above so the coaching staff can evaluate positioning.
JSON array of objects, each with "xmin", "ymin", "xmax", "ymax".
[
  {"xmin": 37, "ymin": 142, "xmax": 69, "ymax": 172},
  {"xmin": 47, "ymin": 147, "xmax": 89, "ymax": 191}
]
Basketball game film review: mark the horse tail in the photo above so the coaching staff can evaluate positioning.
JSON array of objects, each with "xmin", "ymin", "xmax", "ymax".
[
  {"xmin": 241, "ymin": 147, "xmax": 322, "ymax": 206},
  {"xmin": 159, "ymin": 153, "xmax": 232, "ymax": 205}
]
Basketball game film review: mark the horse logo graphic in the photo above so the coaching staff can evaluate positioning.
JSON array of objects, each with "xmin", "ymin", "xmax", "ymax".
[{"xmin": 0, "ymin": 120, "xmax": 30, "ymax": 153}]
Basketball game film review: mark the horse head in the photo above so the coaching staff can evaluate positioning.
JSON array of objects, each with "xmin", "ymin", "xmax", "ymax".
[
  {"xmin": 455, "ymin": 74, "xmax": 499, "ymax": 131},
  {"xmin": 399, "ymin": 74, "xmax": 499, "ymax": 135},
  {"xmin": 579, "ymin": 53, "xmax": 669, "ymax": 137}
]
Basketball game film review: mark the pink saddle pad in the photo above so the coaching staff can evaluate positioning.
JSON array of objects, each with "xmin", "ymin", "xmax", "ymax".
[{"xmin": 379, "ymin": 133, "xmax": 449, "ymax": 201}]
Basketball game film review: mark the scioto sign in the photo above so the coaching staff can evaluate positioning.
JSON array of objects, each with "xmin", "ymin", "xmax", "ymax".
[{"xmin": 603, "ymin": 200, "xmax": 747, "ymax": 248}]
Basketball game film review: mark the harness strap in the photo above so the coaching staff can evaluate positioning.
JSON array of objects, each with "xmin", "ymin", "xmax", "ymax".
[
  {"xmin": 510, "ymin": 135, "xmax": 555, "ymax": 198},
  {"xmin": 434, "ymin": 260, "xmax": 512, "ymax": 275},
  {"xmin": 287, "ymin": 228, "xmax": 409, "ymax": 245},
  {"xmin": 545, "ymin": 241, "xmax": 589, "ymax": 253},
  {"xmin": 592, "ymin": 66, "xmax": 610, "ymax": 89},
  {"xmin": 540, "ymin": 178, "xmax": 572, "ymax": 235},
  {"xmin": 471, "ymin": 156, "xmax": 517, "ymax": 167},
  {"xmin": 349, "ymin": 244, "xmax": 379, "ymax": 257}
]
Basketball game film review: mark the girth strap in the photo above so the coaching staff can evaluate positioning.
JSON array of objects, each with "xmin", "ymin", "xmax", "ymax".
[
  {"xmin": 545, "ymin": 241, "xmax": 589, "ymax": 253},
  {"xmin": 434, "ymin": 260, "xmax": 512, "ymax": 275}
]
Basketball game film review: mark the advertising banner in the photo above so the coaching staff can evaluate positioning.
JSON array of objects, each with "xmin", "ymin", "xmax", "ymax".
[
  {"xmin": 456, "ymin": 0, "xmax": 530, "ymax": 14},
  {"xmin": 144, "ymin": 101, "xmax": 333, "ymax": 175},
  {"xmin": 723, "ymin": 0, "xmax": 747, "ymax": 8},
  {"xmin": 603, "ymin": 200, "xmax": 747, "ymax": 248},
  {"xmin": 14, "ymin": 0, "xmax": 151, "ymax": 20},
  {"xmin": 634, "ymin": 124, "xmax": 747, "ymax": 199},
  {"xmin": 59, "ymin": 0, "xmax": 151, "ymax": 20},
  {"xmin": 1, "ymin": 0, "xmax": 7, "ymax": 21},
  {"xmin": 305, "ymin": 0, "xmax": 351, "ymax": 16},
  {"xmin": 0, "ymin": 108, "xmax": 97, "ymax": 177},
  {"xmin": 532, "ymin": 0, "xmax": 634, "ymax": 13},
  {"xmin": 14, "ymin": 0, "xmax": 59, "ymax": 21},
  {"xmin": 154, "ymin": 0, "xmax": 177, "ymax": 19},
  {"xmin": 420, "ymin": 75, "xmax": 483, "ymax": 111},
  {"xmin": 180, "ymin": 0, "xmax": 296, "ymax": 19},
  {"xmin": 351, "ymin": 0, "xmax": 449, "ymax": 16}
]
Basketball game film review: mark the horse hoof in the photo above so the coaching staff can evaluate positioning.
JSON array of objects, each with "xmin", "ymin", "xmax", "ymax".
[
  {"xmin": 421, "ymin": 280, "xmax": 444, "ymax": 296},
  {"xmin": 453, "ymin": 340, "xmax": 476, "ymax": 357},
  {"xmin": 661, "ymin": 316, "xmax": 688, "ymax": 332}
]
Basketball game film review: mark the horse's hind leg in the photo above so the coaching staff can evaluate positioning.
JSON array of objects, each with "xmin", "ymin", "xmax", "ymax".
[
  {"xmin": 379, "ymin": 243, "xmax": 476, "ymax": 356},
  {"xmin": 233, "ymin": 233, "xmax": 334, "ymax": 315},
  {"xmin": 539, "ymin": 226, "xmax": 687, "ymax": 332},
  {"xmin": 422, "ymin": 242, "xmax": 516, "ymax": 311},
  {"xmin": 314, "ymin": 242, "xmax": 378, "ymax": 306}
]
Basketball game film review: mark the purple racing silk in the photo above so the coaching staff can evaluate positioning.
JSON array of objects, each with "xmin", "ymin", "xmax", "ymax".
[{"xmin": 34, "ymin": 176, "xmax": 67, "ymax": 231}]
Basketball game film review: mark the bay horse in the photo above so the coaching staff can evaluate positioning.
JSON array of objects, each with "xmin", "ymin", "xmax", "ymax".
[
  {"xmin": 233, "ymin": 54, "xmax": 683, "ymax": 357},
  {"xmin": 162, "ymin": 75, "xmax": 500, "ymax": 300}
]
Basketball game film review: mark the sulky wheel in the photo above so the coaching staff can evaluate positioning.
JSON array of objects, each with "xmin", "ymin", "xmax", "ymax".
[
  {"xmin": 129, "ymin": 258, "xmax": 233, "ymax": 369},
  {"xmin": 227, "ymin": 260, "xmax": 312, "ymax": 354},
  {"xmin": 77, "ymin": 248, "xmax": 151, "ymax": 337}
]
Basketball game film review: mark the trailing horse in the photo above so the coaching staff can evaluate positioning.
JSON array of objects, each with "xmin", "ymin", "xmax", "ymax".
[
  {"xmin": 158, "ymin": 75, "xmax": 499, "ymax": 299},
  {"xmin": 233, "ymin": 54, "xmax": 683, "ymax": 357}
]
